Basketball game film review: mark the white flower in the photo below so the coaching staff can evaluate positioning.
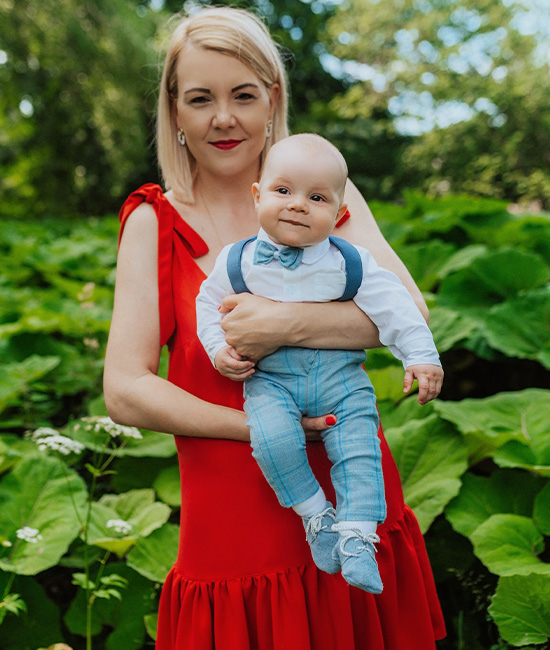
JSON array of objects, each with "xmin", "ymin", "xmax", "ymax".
[
  {"xmin": 16, "ymin": 527, "xmax": 43, "ymax": 543},
  {"xmin": 2, "ymin": 540, "xmax": 13, "ymax": 548},
  {"xmin": 30, "ymin": 428, "xmax": 85, "ymax": 455},
  {"xmin": 80, "ymin": 416, "xmax": 142, "ymax": 440},
  {"xmin": 106, "ymin": 519, "xmax": 133, "ymax": 535}
]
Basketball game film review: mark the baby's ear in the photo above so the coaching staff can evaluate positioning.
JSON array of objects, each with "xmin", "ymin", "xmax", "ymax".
[
  {"xmin": 337, "ymin": 203, "xmax": 348, "ymax": 221},
  {"xmin": 252, "ymin": 182, "xmax": 261, "ymax": 208}
]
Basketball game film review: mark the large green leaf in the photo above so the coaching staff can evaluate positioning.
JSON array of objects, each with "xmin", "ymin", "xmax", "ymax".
[
  {"xmin": 153, "ymin": 464, "xmax": 181, "ymax": 507},
  {"xmin": 87, "ymin": 489, "xmax": 171, "ymax": 558},
  {"xmin": 489, "ymin": 574, "xmax": 550, "ymax": 646},
  {"xmin": 0, "ymin": 456, "xmax": 87, "ymax": 575},
  {"xmin": 384, "ymin": 414, "xmax": 468, "ymax": 532},
  {"xmin": 392, "ymin": 240, "xmax": 456, "ymax": 291},
  {"xmin": 484, "ymin": 287, "xmax": 550, "ymax": 369},
  {"xmin": 127, "ymin": 523, "xmax": 179, "ymax": 583},
  {"xmin": 428, "ymin": 306, "xmax": 478, "ymax": 353},
  {"xmin": 434, "ymin": 389, "xmax": 550, "ymax": 463},
  {"xmin": 445, "ymin": 470, "xmax": 545, "ymax": 538},
  {"xmin": 436, "ymin": 244, "xmax": 488, "ymax": 278},
  {"xmin": 533, "ymin": 482, "xmax": 550, "ymax": 535},
  {"xmin": 437, "ymin": 249, "xmax": 549, "ymax": 313},
  {"xmin": 0, "ymin": 355, "xmax": 60, "ymax": 414},
  {"xmin": 470, "ymin": 514, "xmax": 550, "ymax": 577}
]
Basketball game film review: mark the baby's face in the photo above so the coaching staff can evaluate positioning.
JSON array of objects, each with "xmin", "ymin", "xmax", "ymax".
[{"xmin": 252, "ymin": 140, "xmax": 347, "ymax": 248}]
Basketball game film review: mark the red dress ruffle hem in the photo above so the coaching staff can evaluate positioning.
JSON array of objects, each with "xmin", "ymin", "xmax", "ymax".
[{"xmin": 119, "ymin": 184, "xmax": 446, "ymax": 650}]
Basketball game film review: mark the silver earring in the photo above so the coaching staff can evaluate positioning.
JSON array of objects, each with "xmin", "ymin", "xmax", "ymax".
[
  {"xmin": 266, "ymin": 120, "xmax": 273, "ymax": 138},
  {"xmin": 177, "ymin": 128, "xmax": 186, "ymax": 146}
]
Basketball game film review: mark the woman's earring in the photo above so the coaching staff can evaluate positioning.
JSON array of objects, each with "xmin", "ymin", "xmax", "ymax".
[
  {"xmin": 177, "ymin": 128, "xmax": 186, "ymax": 146},
  {"xmin": 266, "ymin": 120, "xmax": 273, "ymax": 138}
]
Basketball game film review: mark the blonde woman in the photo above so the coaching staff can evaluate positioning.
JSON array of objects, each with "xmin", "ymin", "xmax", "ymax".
[{"xmin": 104, "ymin": 7, "xmax": 446, "ymax": 650}]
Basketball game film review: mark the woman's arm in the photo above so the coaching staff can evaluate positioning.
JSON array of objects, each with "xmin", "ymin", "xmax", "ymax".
[
  {"xmin": 220, "ymin": 180, "xmax": 428, "ymax": 361},
  {"xmin": 338, "ymin": 179, "xmax": 429, "ymax": 322},
  {"xmin": 103, "ymin": 204, "xmax": 249, "ymax": 441}
]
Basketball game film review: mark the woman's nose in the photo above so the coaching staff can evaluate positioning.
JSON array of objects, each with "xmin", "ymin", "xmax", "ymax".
[{"xmin": 213, "ymin": 104, "xmax": 235, "ymax": 129}]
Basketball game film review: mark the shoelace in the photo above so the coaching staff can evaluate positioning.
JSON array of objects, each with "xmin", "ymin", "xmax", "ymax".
[
  {"xmin": 305, "ymin": 507, "xmax": 336, "ymax": 541},
  {"xmin": 332, "ymin": 525, "xmax": 380, "ymax": 559}
]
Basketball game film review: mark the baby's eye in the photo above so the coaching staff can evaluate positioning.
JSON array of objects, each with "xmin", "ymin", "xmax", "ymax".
[
  {"xmin": 276, "ymin": 187, "xmax": 290, "ymax": 195},
  {"xmin": 310, "ymin": 194, "xmax": 325, "ymax": 202}
]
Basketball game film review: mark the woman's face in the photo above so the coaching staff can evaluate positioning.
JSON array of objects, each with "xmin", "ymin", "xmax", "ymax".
[{"xmin": 174, "ymin": 45, "xmax": 279, "ymax": 182}]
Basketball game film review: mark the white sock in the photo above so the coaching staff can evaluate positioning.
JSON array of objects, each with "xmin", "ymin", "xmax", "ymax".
[
  {"xmin": 337, "ymin": 520, "xmax": 378, "ymax": 537},
  {"xmin": 293, "ymin": 487, "xmax": 327, "ymax": 518}
]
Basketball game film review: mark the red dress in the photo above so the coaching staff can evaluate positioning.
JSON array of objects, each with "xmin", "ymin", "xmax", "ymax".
[{"xmin": 119, "ymin": 184, "xmax": 446, "ymax": 650}]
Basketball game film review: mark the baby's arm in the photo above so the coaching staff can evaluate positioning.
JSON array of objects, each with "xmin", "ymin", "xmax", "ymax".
[
  {"xmin": 403, "ymin": 364, "xmax": 444, "ymax": 405},
  {"xmin": 196, "ymin": 247, "xmax": 237, "ymax": 365},
  {"xmin": 215, "ymin": 345, "xmax": 255, "ymax": 381}
]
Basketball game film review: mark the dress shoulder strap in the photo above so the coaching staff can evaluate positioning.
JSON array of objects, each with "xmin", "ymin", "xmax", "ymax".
[{"xmin": 117, "ymin": 184, "xmax": 179, "ymax": 346}]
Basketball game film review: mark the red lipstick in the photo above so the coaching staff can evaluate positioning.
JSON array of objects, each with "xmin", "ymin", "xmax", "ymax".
[{"xmin": 210, "ymin": 140, "xmax": 243, "ymax": 150}]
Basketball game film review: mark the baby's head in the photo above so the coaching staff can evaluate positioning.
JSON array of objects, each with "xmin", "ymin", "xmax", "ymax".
[{"xmin": 252, "ymin": 134, "xmax": 348, "ymax": 248}]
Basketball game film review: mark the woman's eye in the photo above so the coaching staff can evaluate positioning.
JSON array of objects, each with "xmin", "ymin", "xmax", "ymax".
[
  {"xmin": 189, "ymin": 96, "xmax": 210, "ymax": 105},
  {"xmin": 236, "ymin": 92, "xmax": 255, "ymax": 101}
]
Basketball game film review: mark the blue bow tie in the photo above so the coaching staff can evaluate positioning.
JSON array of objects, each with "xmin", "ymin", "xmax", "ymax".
[{"xmin": 253, "ymin": 239, "xmax": 304, "ymax": 270}]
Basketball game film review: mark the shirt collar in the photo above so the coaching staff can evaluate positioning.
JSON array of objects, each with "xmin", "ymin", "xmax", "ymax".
[{"xmin": 256, "ymin": 228, "xmax": 330, "ymax": 265}]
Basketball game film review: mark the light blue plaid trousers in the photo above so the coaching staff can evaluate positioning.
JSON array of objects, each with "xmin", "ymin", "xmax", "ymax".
[{"xmin": 243, "ymin": 347, "xmax": 386, "ymax": 523}]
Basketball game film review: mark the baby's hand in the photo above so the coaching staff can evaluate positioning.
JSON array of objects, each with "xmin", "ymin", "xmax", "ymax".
[
  {"xmin": 214, "ymin": 345, "xmax": 255, "ymax": 382},
  {"xmin": 403, "ymin": 364, "xmax": 444, "ymax": 405}
]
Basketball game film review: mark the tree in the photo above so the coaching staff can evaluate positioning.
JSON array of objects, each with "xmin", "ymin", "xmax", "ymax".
[
  {"xmin": 0, "ymin": 0, "xmax": 161, "ymax": 217},
  {"xmin": 325, "ymin": 0, "xmax": 550, "ymax": 206}
]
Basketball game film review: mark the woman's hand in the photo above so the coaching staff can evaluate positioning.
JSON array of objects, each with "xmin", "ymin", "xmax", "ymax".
[
  {"xmin": 219, "ymin": 293, "xmax": 287, "ymax": 360},
  {"xmin": 302, "ymin": 414, "xmax": 337, "ymax": 442}
]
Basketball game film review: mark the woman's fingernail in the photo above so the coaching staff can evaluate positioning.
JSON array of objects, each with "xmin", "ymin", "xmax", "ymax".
[{"xmin": 325, "ymin": 416, "xmax": 337, "ymax": 426}]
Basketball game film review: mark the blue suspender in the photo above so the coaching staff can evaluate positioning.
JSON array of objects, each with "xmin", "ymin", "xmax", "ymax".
[
  {"xmin": 226, "ymin": 236, "xmax": 258, "ymax": 295},
  {"xmin": 226, "ymin": 235, "xmax": 363, "ymax": 301}
]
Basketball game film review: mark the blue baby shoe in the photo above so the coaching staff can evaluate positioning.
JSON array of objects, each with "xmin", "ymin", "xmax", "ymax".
[
  {"xmin": 303, "ymin": 504, "xmax": 340, "ymax": 574},
  {"xmin": 332, "ymin": 524, "xmax": 383, "ymax": 594}
]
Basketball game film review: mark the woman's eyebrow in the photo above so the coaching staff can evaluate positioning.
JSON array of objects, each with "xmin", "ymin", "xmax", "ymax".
[{"xmin": 184, "ymin": 83, "xmax": 259, "ymax": 96}]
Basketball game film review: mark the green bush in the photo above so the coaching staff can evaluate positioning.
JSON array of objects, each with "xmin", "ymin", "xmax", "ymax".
[{"xmin": 0, "ymin": 196, "xmax": 549, "ymax": 649}]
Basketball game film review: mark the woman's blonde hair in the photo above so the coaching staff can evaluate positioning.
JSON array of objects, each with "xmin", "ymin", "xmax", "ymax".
[{"xmin": 157, "ymin": 6, "xmax": 290, "ymax": 202}]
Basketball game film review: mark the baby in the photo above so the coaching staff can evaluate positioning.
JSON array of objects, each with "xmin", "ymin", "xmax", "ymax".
[{"xmin": 196, "ymin": 133, "xmax": 443, "ymax": 593}]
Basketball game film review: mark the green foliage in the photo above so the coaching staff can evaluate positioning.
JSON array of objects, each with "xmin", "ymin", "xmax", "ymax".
[
  {"xmin": 0, "ymin": 0, "xmax": 161, "ymax": 218},
  {"xmin": 365, "ymin": 194, "xmax": 550, "ymax": 649},
  {"xmin": 326, "ymin": 0, "xmax": 550, "ymax": 207},
  {"xmin": 1, "ymin": 194, "xmax": 549, "ymax": 649}
]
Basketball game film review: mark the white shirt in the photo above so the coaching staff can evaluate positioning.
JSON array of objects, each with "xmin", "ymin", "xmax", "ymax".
[{"xmin": 196, "ymin": 228, "xmax": 441, "ymax": 369}]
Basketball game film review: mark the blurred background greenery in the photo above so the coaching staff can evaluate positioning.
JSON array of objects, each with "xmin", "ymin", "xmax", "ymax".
[{"xmin": 1, "ymin": 0, "xmax": 549, "ymax": 218}]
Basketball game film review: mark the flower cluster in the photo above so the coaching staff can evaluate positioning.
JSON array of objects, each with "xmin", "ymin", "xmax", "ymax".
[
  {"xmin": 76, "ymin": 416, "xmax": 143, "ymax": 440},
  {"xmin": 16, "ymin": 527, "xmax": 43, "ymax": 543},
  {"xmin": 30, "ymin": 427, "xmax": 85, "ymax": 455},
  {"xmin": 106, "ymin": 519, "xmax": 133, "ymax": 535}
]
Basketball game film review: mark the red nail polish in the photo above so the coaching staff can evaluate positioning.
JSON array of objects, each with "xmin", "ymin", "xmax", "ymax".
[{"xmin": 325, "ymin": 415, "xmax": 337, "ymax": 426}]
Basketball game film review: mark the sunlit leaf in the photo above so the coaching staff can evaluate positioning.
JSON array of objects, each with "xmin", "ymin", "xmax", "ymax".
[
  {"xmin": 384, "ymin": 414, "xmax": 468, "ymax": 532},
  {"xmin": 489, "ymin": 574, "xmax": 550, "ymax": 646},
  {"xmin": 471, "ymin": 514, "xmax": 550, "ymax": 577}
]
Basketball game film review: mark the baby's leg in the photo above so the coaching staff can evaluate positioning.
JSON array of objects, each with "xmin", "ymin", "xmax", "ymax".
[
  {"xmin": 244, "ymin": 371, "xmax": 340, "ymax": 573},
  {"xmin": 244, "ymin": 375, "xmax": 320, "ymax": 509},
  {"xmin": 322, "ymin": 386, "xmax": 385, "ymax": 593}
]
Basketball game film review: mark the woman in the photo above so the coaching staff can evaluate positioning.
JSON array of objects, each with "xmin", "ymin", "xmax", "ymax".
[{"xmin": 103, "ymin": 7, "xmax": 446, "ymax": 650}]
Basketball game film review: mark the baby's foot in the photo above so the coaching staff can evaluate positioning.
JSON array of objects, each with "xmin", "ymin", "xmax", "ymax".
[
  {"xmin": 303, "ymin": 504, "xmax": 340, "ymax": 574},
  {"xmin": 332, "ymin": 524, "xmax": 383, "ymax": 594}
]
